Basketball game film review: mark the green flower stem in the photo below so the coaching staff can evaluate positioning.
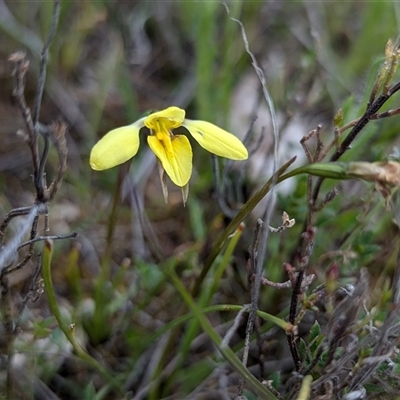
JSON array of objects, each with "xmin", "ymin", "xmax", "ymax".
[
  {"xmin": 206, "ymin": 223, "xmax": 244, "ymax": 303},
  {"xmin": 197, "ymin": 159, "xmax": 385, "ymax": 297},
  {"xmin": 278, "ymin": 162, "xmax": 350, "ymax": 182},
  {"xmin": 168, "ymin": 265, "xmax": 280, "ymax": 400},
  {"xmin": 178, "ymin": 225, "xmax": 245, "ymax": 372},
  {"xmin": 42, "ymin": 239, "xmax": 122, "ymax": 395},
  {"xmin": 194, "ymin": 156, "xmax": 297, "ymax": 297},
  {"xmin": 277, "ymin": 160, "xmax": 397, "ymax": 183},
  {"xmin": 147, "ymin": 304, "xmax": 290, "ymax": 344}
]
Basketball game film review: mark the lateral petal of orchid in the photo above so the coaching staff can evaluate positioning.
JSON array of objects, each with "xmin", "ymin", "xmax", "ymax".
[
  {"xmin": 90, "ymin": 120, "xmax": 143, "ymax": 171},
  {"xmin": 144, "ymin": 106, "xmax": 186, "ymax": 130},
  {"xmin": 183, "ymin": 119, "xmax": 248, "ymax": 160},
  {"xmin": 147, "ymin": 134, "xmax": 193, "ymax": 187}
]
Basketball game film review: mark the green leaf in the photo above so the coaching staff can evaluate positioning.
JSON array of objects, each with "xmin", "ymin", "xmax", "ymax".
[
  {"xmin": 168, "ymin": 265, "xmax": 280, "ymax": 399},
  {"xmin": 268, "ymin": 371, "xmax": 281, "ymax": 390},
  {"xmin": 298, "ymin": 338, "xmax": 308, "ymax": 363},
  {"xmin": 309, "ymin": 321, "xmax": 322, "ymax": 343},
  {"xmin": 32, "ymin": 317, "xmax": 54, "ymax": 339},
  {"xmin": 309, "ymin": 321, "xmax": 324, "ymax": 355},
  {"xmin": 393, "ymin": 362, "xmax": 400, "ymax": 375},
  {"xmin": 83, "ymin": 382, "xmax": 96, "ymax": 400}
]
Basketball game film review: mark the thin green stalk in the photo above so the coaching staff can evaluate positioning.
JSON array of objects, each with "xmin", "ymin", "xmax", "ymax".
[
  {"xmin": 168, "ymin": 265, "xmax": 279, "ymax": 400},
  {"xmin": 296, "ymin": 375, "xmax": 313, "ymax": 400},
  {"xmin": 201, "ymin": 158, "xmax": 390, "ymax": 287},
  {"xmin": 177, "ymin": 224, "xmax": 245, "ymax": 374},
  {"xmin": 278, "ymin": 160, "xmax": 400, "ymax": 183},
  {"xmin": 195, "ymin": 156, "xmax": 297, "ymax": 297},
  {"xmin": 65, "ymin": 244, "xmax": 83, "ymax": 302},
  {"xmin": 146, "ymin": 303, "xmax": 290, "ymax": 345},
  {"xmin": 42, "ymin": 239, "xmax": 123, "ymax": 396},
  {"xmin": 148, "ymin": 203, "xmax": 250, "ymax": 398},
  {"xmin": 152, "ymin": 159, "xmax": 375, "ymax": 397},
  {"xmin": 208, "ymin": 223, "xmax": 244, "ymax": 302},
  {"xmin": 278, "ymin": 162, "xmax": 350, "ymax": 182}
]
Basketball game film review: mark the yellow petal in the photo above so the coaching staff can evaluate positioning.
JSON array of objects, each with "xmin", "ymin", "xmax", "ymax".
[
  {"xmin": 144, "ymin": 106, "xmax": 185, "ymax": 130},
  {"xmin": 183, "ymin": 119, "xmax": 248, "ymax": 160},
  {"xmin": 90, "ymin": 121, "xmax": 143, "ymax": 170},
  {"xmin": 147, "ymin": 134, "xmax": 192, "ymax": 186}
]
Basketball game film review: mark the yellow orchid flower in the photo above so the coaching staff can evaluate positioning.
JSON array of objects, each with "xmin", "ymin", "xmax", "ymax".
[{"xmin": 90, "ymin": 106, "xmax": 248, "ymax": 202}]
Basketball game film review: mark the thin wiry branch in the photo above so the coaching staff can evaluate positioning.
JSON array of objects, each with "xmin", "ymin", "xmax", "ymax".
[
  {"xmin": 9, "ymin": 52, "xmax": 39, "ymax": 174},
  {"xmin": 238, "ymin": 219, "xmax": 263, "ymax": 396},
  {"xmin": 17, "ymin": 232, "xmax": 77, "ymax": 250},
  {"xmin": 312, "ymin": 80, "xmax": 400, "ymax": 204},
  {"xmin": 0, "ymin": 206, "xmax": 42, "ymax": 273},
  {"xmin": 0, "ymin": 206, "xmax": 32, "ymax": 246},
  {"xmin": 1, "ymin": 3, "xmax": 68, "ymax": 396},
  {"xmin": 47, "ymin": 120, "xmax": 68, "ymax": 201},
  {"xmin": 223, "ymin": 4, "xmax": 281, "ymax": 394}
]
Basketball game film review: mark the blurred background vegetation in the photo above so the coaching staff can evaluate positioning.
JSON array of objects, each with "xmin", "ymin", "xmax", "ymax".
[{"xmin": 1, "ymin": 1, "xmax": 400, "ymax": 399}]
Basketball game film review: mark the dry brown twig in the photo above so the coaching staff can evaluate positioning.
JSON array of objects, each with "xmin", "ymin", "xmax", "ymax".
[{"xmin": 0, "ymin": 1, "xmax": 77, "ymax": 397}]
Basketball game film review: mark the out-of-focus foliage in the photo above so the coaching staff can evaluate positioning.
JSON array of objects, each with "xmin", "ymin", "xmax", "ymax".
[{"xmin": 2, "ymin": 1, "xmax": 400, "ymax": 399}]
